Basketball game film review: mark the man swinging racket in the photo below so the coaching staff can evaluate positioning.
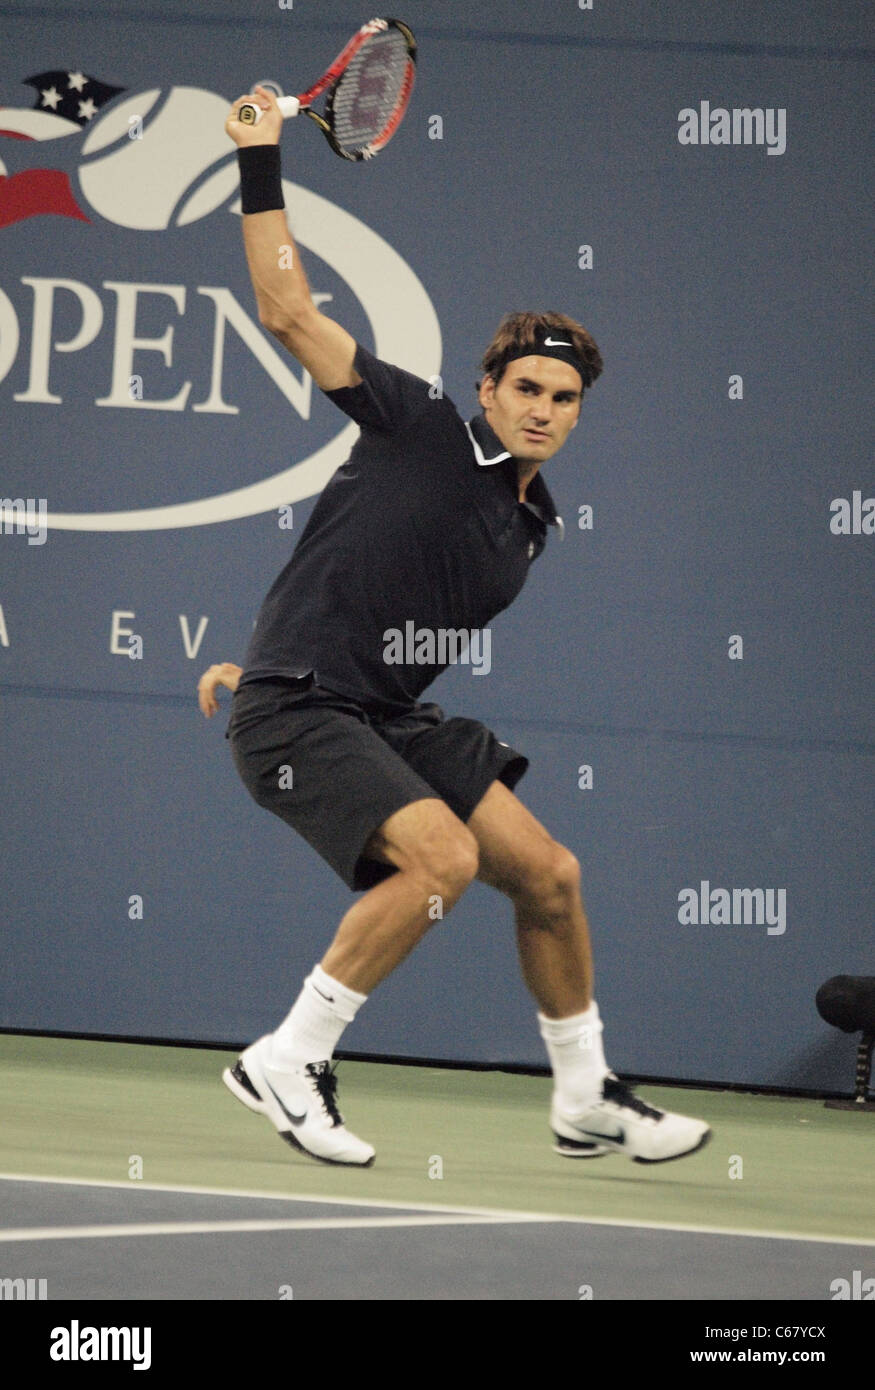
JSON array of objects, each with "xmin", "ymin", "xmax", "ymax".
[{"xmin": 204, "ymin": 85, "xmax": 711, "ymax": 1168}]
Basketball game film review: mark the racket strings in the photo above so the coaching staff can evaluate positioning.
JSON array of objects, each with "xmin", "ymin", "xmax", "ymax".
[{"xmin": 330, "ymin": 30, "xmax": 412, "ymax": 155}]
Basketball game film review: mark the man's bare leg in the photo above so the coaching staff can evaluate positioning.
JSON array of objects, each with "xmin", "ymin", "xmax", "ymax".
[
  {"xmin": 466, "ymin": 780, "xmax": 593, "ymax": 1018},
  {"xmin": 224, "ymin": 795, "xmax": 479, "ymax": 1165},
  {"xmin": 266, "ymin": 794, "xmax": 478, "ymax": 1069},
  {"xmin": 462, "ymin": 779, "xmax": 608, "ymax": 1116},
  {"xmin": 462, "ymin": 781, "xmax": 712, "ymax": 1164},
  {"xmin": 320, "ymin": 796, "xmax": 479, "ymax": 992}
]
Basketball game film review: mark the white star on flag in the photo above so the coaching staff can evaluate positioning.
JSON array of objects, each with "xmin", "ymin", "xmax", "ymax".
[
  {"xmin": 67, "ymin": 70, "xmax": 87, "ymax": 92},
  {"xmin": 41, "ymin": 86, "xmax": 62, "ymax": 110},
  {"xmin": 78, "ymin": 96, "xmax": 97, "ymax": 120}
]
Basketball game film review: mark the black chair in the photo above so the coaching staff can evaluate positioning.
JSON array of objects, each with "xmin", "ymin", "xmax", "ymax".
[{"xmin": 816, "ymin": 975, "xmax": 875, "ymax": 1111}]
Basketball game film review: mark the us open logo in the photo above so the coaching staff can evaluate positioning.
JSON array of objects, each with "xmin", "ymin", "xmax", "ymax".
[{"xmin": 0, "ymin": 78, "xmax": 441, "ymax": 532}]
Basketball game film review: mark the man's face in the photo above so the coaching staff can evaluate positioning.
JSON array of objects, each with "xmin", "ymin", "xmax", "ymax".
[{"xmin": 478, "ymin": 356, "xmax": 582, "ymax": 463}]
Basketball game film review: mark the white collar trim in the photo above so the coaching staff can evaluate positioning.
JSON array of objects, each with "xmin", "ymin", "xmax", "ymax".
[
  {"xmin": 464, "ymin": 420, "xmax": 564, "ymax": 541},
  {"xmin": 464, "ymin": 419, "xmax": 510, "ymax": 467}
]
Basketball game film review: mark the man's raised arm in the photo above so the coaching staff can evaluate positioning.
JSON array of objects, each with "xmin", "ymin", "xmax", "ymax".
[{"xmin": 225, "ymin": 86, "xmax": 361, "ymax": 392}]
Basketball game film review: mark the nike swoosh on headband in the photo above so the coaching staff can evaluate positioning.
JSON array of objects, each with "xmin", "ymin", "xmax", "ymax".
[
  {"xmin": 543, "ymin": 337, "xmax": 573, "ymax": 346},
  {"xmin": 265, "ymin": 1078, "xmax": 308, "ymax": 1126}
]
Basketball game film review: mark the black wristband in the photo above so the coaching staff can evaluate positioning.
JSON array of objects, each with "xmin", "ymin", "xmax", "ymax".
[{"xmin": 237, "ymin": 144, "xmax": 284, "ymax": 215}]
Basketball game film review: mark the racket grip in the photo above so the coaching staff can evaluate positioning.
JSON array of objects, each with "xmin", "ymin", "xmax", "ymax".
[{"xmin": 237, "ymin": 95, "xmax": 301, "ymax": 126}]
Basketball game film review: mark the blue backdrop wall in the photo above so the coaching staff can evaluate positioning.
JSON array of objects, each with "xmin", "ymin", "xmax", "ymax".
[{"xmin": 1, "ymin": 1, "xmax": 872, "ymax": 1090}]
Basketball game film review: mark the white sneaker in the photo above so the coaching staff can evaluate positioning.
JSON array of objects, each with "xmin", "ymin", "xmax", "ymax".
[
  {"xmin": 552, "ymin": 1072, "xmax": 711, "ymax": 1164},
  {"xmin": 222, "ymin": 1033, "xmax": 375, "ymax": 1167}
]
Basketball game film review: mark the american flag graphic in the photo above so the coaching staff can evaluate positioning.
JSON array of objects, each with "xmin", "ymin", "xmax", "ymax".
[{"xmin": 0, "ymin": 70, "xmax": 125, "ymax": 228}]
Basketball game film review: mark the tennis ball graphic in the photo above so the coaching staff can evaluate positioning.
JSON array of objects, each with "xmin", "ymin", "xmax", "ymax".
[{"xmin": 77, "ymin": 87, "xmax": 239, "ymax": 229}]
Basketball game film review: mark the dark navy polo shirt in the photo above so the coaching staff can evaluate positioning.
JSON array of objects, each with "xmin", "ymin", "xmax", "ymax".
[{"xmin": 234, "ymin": 341, "xmax": 564, "ymax": 715}]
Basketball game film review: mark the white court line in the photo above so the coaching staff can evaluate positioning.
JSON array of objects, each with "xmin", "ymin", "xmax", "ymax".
[
  {"xmin": 0, "ymin": 1213, "xmax": 534, "ymax": 1244},
  {"xmin": 1, "ymin": 1171, "xmax": 873, "ymax": 1248}
]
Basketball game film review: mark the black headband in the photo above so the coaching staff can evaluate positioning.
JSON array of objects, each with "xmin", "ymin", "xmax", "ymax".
[{"xmin": 501, "ymin": 336, "xmax": 591, "ymax": 389}]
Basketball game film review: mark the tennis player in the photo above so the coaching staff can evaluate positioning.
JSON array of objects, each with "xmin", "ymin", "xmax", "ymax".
[{"xmin": 205, "ymin": 87, "xmax": 711, "ymax": 1168}]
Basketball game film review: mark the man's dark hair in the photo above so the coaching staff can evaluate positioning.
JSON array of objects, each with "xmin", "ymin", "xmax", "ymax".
[{"xmin": 478, "ymin": 310, "xmax": 604, "ymax": 393}]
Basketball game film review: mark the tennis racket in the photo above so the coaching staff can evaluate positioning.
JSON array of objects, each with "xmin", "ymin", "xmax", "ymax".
[{"xmin": 236, "ymin": 17, "xmax": 416, "ymax": 162}]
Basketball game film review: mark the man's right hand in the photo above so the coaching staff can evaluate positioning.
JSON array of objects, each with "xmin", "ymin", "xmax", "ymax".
[
  {"xmin": 228, "ymin": 85, "xmax": 362, "ymax": 393},
  {"xmin": 225, "ymin": 85, "xmax": 284, "ymax": 147}
]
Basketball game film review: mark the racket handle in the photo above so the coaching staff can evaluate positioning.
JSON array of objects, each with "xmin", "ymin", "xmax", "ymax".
[{"xmin": 237, "ymin": 95, "xmax": 301, "ymax": 127}]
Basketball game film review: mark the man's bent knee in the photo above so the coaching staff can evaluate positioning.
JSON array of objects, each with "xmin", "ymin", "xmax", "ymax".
[
  {"xmin": 366, "ymin": 800, "xmax": 479, "ymax": 897},
  {"xmin": 511, "ymin": 842, "xmax": 580, "ymax": 909},
  {"xmin": 551, "ymin": 845, "xmax": 581, "ymax": 898},
  {"xmin": 411, "ymin": 823, "xmax": 479, "ymax": 898}
]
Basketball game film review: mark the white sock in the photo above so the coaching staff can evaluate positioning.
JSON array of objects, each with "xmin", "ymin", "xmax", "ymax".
[
  {"xmin": 538, "ymin": 1000, "xmax": 609, "ymax": 1111},
  {"xmin": 269, "ymin": 964, "xmax": 367, "ymax": 1070}
]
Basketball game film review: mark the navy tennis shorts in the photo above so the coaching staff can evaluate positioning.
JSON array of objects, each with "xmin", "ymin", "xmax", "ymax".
[{"xmin": 226, "ymin": 675, "xmax": 528, "ymax": 891}]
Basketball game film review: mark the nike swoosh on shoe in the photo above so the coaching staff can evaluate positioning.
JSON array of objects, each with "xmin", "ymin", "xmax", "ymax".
[
  {"xmin": 264, "ymin": 1078, "xmax": 308, "ymax": 1127},
  {"xmin": 566, "ymin": 1116, "xmax": 627, "ymax": 1144},
  {"xmin": 579, "ymin": 1127, "xmax": 626, "ymax": 1145}
]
